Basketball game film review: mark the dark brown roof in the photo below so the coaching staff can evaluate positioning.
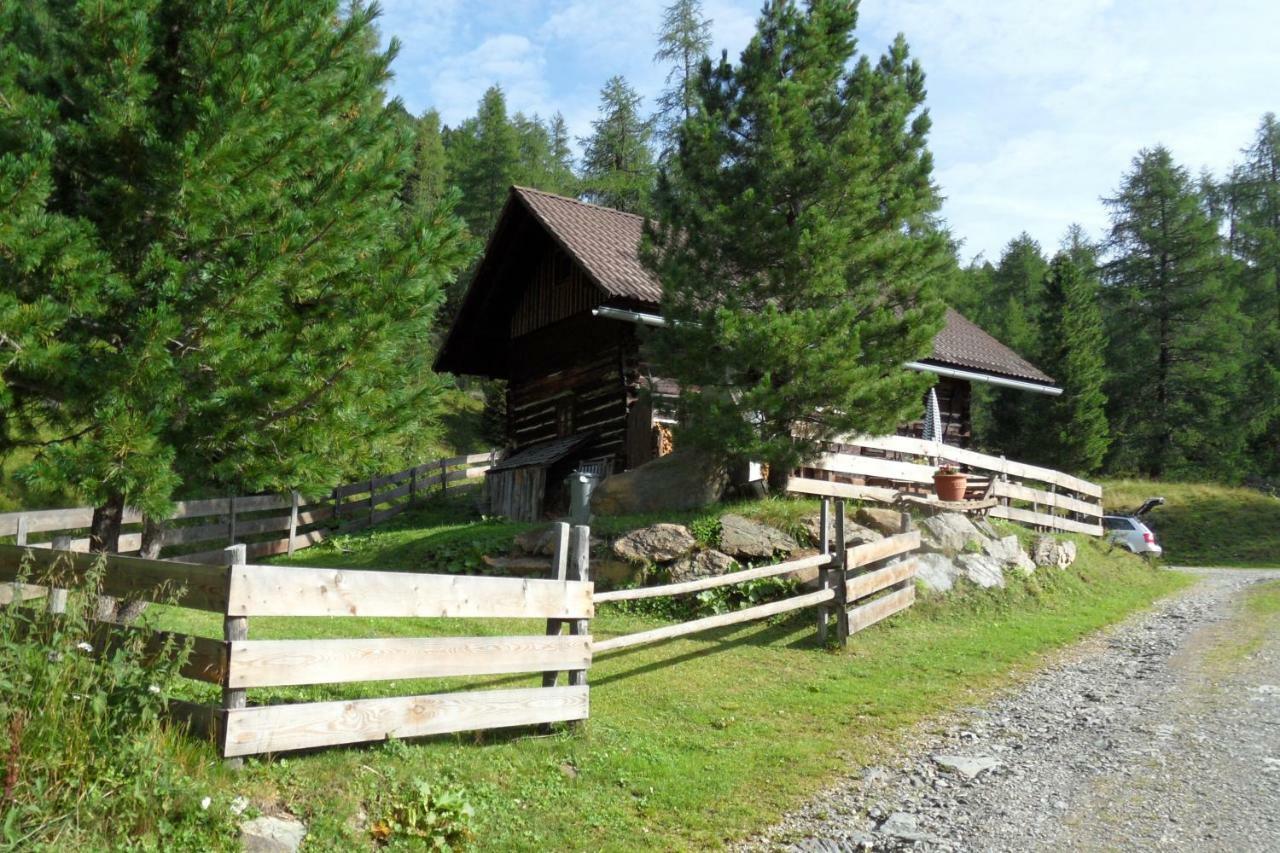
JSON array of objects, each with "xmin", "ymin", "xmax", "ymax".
[
  {"xmin": 513, "ymin": 187, "xmax": 661, "ymax": 303},
  {"xmin": 928, "ymin": 308, "xmax": 1054, "ymax": 385},
  {"xmin": 438, "ymin": 186, "xmax": 1054, "ymax": 387}
]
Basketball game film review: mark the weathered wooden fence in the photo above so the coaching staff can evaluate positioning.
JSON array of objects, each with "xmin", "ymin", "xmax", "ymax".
[
  {"xmin": 0, "ymin": 535, "xmax": 592, "ymax": 761},
  {"xmin": 594, "ymin": 498, "xmax": 920, "ymax": 651},
  {"xmin": 791, "ymin": 434, "xmax": 1103, "ymax": 536},
  {"xmin": 0, "ymin": 450, "xmax": 500, "ymax": 565}
]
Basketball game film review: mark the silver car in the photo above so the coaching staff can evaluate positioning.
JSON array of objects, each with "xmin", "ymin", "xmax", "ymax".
[{"xmin": 1102, "ymin": 498, "xmax": 1163, "ymax": 557}]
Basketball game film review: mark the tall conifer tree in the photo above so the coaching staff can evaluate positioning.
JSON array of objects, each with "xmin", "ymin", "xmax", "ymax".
[
  {"xmin": 645, "ymin": 0, "xmax": 948, "ymax": 487},
  {"xmin": 1102, "ymin": 147, "xmax": 1244, "ymax": 477},
  {"xmin": 449, "ymin": 86, "xmax": 521, "ymax": 239},
  {"xmin": 580, "ymin": 76, "xmax": 656, "ymax": 214},
  {"xmin": 653, "ymin": 0, "xmax": 713, "ymax": 156},
  {"xmin": 1040, "ymin": 237, "xmax": 1110, "ymax": 474},
  {"xmin": 0, "ymin": 0, "xmax": 471, "ymax": 549}
]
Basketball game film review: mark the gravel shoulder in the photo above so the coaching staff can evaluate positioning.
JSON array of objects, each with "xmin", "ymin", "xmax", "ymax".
[{"xmin": 740, "ymin": 568, "xmax": 1280, "ymax": 852}]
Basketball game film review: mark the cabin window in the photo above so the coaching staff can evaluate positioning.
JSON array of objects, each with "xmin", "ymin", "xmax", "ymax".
[{"xmin": 556, "ymin": 398, "xmax": 574, "ymax": 437}]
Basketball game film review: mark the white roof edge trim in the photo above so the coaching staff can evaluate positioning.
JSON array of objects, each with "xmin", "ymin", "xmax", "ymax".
[
  {"xmin": 593, "ymin": 308, "xmax": 1062, "ymax": 397},
  {"xmin": 904, "ymin": 361, "xmax": 1063, "ymax": 396}
]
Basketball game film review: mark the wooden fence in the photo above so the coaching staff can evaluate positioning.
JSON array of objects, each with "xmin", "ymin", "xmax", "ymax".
[
  {"xmin": 0, "ymin": 451, "xmax": 499, "ymax": 565},
  {"xmin": 791, "ymin": 434, "xmax": 1104, "ymax": 536},
  {"xmin": 0, "ymin": 534, "xmax": 591, "ymax": 760},
  {"xmin": 594, "ymin": 498, "xmax": 920, "ymax": 651}
]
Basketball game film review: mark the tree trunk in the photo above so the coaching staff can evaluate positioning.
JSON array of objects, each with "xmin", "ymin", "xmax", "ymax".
[
  {"xmin": 139, "ymin": 516, "xmax": 163, "ymax": 560},
  {"xmin": 90, "ymin": 491, "xmax": 136, "ymax": 622},
  {"xmin": 766, "ymin": 459, "xmax": 790, "ymax": 493}
]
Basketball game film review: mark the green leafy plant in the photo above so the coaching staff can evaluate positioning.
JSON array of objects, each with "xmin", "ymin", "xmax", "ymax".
[{"xmin": 370, "ymin": 777, "xmax": 476, "ymax": 850}]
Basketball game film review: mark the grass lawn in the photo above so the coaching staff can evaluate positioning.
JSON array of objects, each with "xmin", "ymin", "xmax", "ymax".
[
  {"xmin": 1102, "ymin": 479, "xmax": 1280, "ymax": 567},
  {"xmin": 140, "ymin": 493, "xmax": 1191, "ymax": 851}
]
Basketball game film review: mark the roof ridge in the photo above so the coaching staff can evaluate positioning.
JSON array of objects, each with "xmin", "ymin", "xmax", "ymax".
[{"xmin": 512, "ymin": 185, "xmax": 649, "ymax": 223}]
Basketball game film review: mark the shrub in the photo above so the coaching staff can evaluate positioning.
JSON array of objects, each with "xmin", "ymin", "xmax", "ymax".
[{"xmin": 0, "ymin": 553, "xmax": 232, "ymax": 848}]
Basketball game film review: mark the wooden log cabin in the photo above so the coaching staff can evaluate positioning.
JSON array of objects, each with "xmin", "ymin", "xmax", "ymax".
[{"xmin": 434, "ymin": 187, "xmax": 1059, "ymax": 520}]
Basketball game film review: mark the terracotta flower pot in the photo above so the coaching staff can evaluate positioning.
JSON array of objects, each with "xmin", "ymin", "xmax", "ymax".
[{"xmin": 933, "ymin": 472, "xmax": 968, "ymax": 502}]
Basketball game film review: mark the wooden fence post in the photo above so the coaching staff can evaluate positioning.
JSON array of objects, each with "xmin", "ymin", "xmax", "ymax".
[
  {"xmin": 409, "ymin": 466, "xmax": 418, "ymax": 505},
  {"xmin": 228, "ymin": 497, "xmax": 237, "ymax": 546},
  {"xmin": 541, "ymin": 522, "xmax": 571, "ymax": 688},
  {"xmin": 14, "ymin": 514, "xmax": 28, "ymax": 547},
  {"xmin": 439, "ymin": 458, "xmax": 448, "ymax": 497},
  {"xmin": 816, "ymin": 498, "xmax": 831, "ymax": 644},
  {"xmin": 367, "ymin": 478, "xmax": 376, "ymax": 528},
  {"xmin": 221, "ymin": 543, "xmax": 248, "ymax": 767},
  {"xmin": 287, "ymin": 491, "xmax": 300, "ymax": 557},
  {"xmin": 47, "ymin": 534, "xmax": 71, "ymax": 615},
  {"xmin": 833, "ymin": 500, "xmax": 850, "ymax": 648},
  {"xmin": 568, "ymin": 524, "xmax": 591, "ymax": 692}
]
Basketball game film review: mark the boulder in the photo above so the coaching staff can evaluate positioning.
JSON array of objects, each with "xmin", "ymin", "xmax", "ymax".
[
  {"xmin": 973, "ymin": 517, "xmax": 1000, "ymax": 539},
  {"xmin": 718, "ymin": 514, "xmax": 796, "ymax": 560},
  {"xmin": 914, "ymin": 552, "xmax": 962, "ymax": 592},
  {"xmin": 856, "ymin": 506, "xmax": 912, "ymax": 536},
  {"xmin": 513, "ymin": 525, "xmax": 559, "ymax": 556},
  {"xmin": 668, "ymin": 549, "xmax": 737, "ymax": 583},
  {"xmin": 932, "ymin": 754, "xmax": 1002, "ymax": 780},
  {"xmin": 612, "ymin": 523, "xmax": 696, "ymax": 564},
  {"xmin": 798, "ymin": 514, "xmax": 882, "ymax": 549},
  {"xmin": 590, "ymin": 449, "xmax": 727, "ymax": 516},
  {"xmin": 956, "ymin": 553, "xmax": 1006, "ymax": 588},
  {"xmin": 240, "ymin": 816, "xmax": 307, "ymax": 853},
  {"xmin": 982, "ymin": 534, "xmax": 1036, "ymax": 574},
  {"xmin": 920, "ymin": 512, "xmax": 985, "ymax": 554},
  {"xmin": 1032, "ymin": 535, "xmax": 1078, "ymax": 569}
]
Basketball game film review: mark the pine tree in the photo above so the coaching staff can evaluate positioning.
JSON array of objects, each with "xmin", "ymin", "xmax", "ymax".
[
  {"xmin": 645, "ymin": 0, "xmax": 949, "ymax": 487},
  {"xmin": 449, "ymin": 86, "xmax": 521, "ymax": 238},
  {"xmin": 1102, "ymin": 146, "xmax": 1245, "ymax": 478},
  {"xmin": 1228, "ymin": 114, "xmax": 1280, "ymax": 476},
  {"xmin": 0, "ymin": 0, "xmax": 472, "ymax": 549},
  {"xmin": 404, "ymin": 108, "xmax": 450, "ymax": 213},
  {"xmin": 579, "ymin": 76, "xmax": 656, "ymax": 214},
  {"xmin": 1040, "ymin": 238, "xmax": 1110, "ymax": 474},
  {"xmin": 513, "ymin": 112, "xmax": 577, "ymax": 196},
  {"xmin": 548, "ymin": 112, "xmax": 578, "ymax": 195},
  {"xmin": 653, "ymin": 0, "xmax": 713, "ymax": 156}
]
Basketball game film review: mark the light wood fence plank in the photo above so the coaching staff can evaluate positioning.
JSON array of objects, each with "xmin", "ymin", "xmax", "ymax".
[
  {"xmin": 786, "ymin": 477, "xmax": 900, "ymax": 503},
  {"xmin": 989, "ymin": 505, "xmax": 1103, "ymax": 536},
  {"xmin": 228, "ymin": 634, "xmax": 591, "ymax": 688},
  {"xmin": 847, "ymin": 531, "xmax": 921, "ymax": 569},
  {"xmin": 221, "ymin": 686, "xmax": 589, "ymax": 757},
  {"xmin": 845, "ymin": 559, "xmax": 918, "ymax": 603},
  {"xmin": 846, "ymin": 585, "xmax": 915, "ymax": 635},
  {"xmin": 991, "ymin": 481, "xmax": 1101, "ymax": 517},
  {"xmin": 226, "ymin": 564, "xmax": 593, "ymax": 619},
  {"xmin": 594, "ymin": 552, "xmax": 832, "ymax": 603}
]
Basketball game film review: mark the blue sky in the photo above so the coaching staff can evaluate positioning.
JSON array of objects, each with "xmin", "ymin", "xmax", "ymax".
[{"xmin": 375, "ymin": 0, "xmax": 1279, "ymax": 262}]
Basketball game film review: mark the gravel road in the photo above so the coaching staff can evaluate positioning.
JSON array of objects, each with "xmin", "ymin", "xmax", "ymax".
[{"xmin": 741, "ymin": 568, "xmax": 1280, "ymax": 852}]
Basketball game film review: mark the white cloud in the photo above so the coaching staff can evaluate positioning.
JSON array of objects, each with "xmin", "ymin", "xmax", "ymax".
[{"xmin": 424, "ymin": 33, "xmax": 552, "ymax": 124}]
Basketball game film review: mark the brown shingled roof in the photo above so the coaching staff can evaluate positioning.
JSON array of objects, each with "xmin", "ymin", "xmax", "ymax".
[{"xmin": 438, "ymin": 186, "xmax": 1054, "ymax": 387}]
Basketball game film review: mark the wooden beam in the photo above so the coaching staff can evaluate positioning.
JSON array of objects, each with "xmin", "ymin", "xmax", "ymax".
[
  {"xmin": 846, "ymin": 531, "xmax": 921, "ymax": 569},
  {"xmin": 221, "ymin": 686, "xmax": 589, "ymax": 758},
  {"xmin": 0, "ymin": 543, "xmax": 230, "ymax": 612},
  {"xmin": 786, "ymin": 477, "xmax": 899, "ymax": 504},
  {"xmin": 593, "ymin": 553, "xmax": 832, "ymax": 603},
  {"xmin": 225, "ymin": 564, "xmax": 594, "ymax": 619},
  {"xmin": 845, "ymin": 558, "xmax": 918, "ymax": 604},
  {"xmin": 221, "ymin": 545, "xmax": 248, "ymax": 767},
  {"xmin": 989, "ymin": 505, "xmax": 1103, "ymax": 536},
  {"xmin": 846, "ymin": 585, "xmax": 915, "ymax": 636},
  {"xmin": 593, "ymin": 587, "xmax": 835, "ymax": 654},
  {"xmin": 228, "ymin": 634, "xmax": 591, "ymax": 689},
  {"xmin": 991, "ymin": 480, "xmax": 1101, "ymax": 517}
]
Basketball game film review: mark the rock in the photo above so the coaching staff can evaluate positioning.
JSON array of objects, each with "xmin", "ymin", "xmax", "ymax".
[
  {"xmin": 932, "ymin": 754, "xmax": 1002, "ymax": 780},
  {"xmin": 855, "ymin": 506, "xmax": 911, "ymax": 536},
  {"xmin": 973, "ymin": 517, "xmax": 1000, "ymax": 538},
  {"xmin": 920, "ymin": 512, "xmax": 985, "ymax": 554},
  {"xmin": 590, "ymin": 449, "xmax": 727, "ymax": 516},
  {"xmin": 956, "ymin": 553, "xmax": 1006, "ymax": 588},
  {"xmin": 513, "ymin": 525, "xmax": 559, "ymax": 556},
  {"xmin": 239, "ymin": 815, "xmax": 307, "ymax": 853},
  {"xmin": 668, "ymin": 549, "xmax": 737, "ymax": 582},
  {"xmin": 878, "ymin": 811, "xmax": 928, "ymax": 842},
  {"xmin": 229, "ymin": 796, "xmax": 250, "ymax": 817},
  {"xmin": 982, "ymin": 534, "xmax": 1036, "ymax": 574},
  {"xmin": 1032, "ymin": 535, "xmax": 1078, "ymax": 569},
  {"xmin": 915, "ymin": 552, "xmax": 962, "ymax": 592},
  {"xmin": 799, "ymin": 514, "xmax": 882, "ymax": 549},
  {"xmin": 612, "ymin": 523, "xmax": 696, "ymax": 564},
  {"xmin": 719, "ymin": 514, "xmax": 796, "ymax": 559}
]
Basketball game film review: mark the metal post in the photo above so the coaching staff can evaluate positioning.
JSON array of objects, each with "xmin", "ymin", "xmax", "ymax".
[{"xmin": 221, "ymin": 544, "xmax": 248, "ymax": 767}]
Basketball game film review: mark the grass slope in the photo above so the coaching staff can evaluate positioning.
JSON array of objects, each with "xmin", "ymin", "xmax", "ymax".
[
  {"xmin": 143, "ymin": 498, "xmax": 1188, "ymax": 851},
  {"xmin": 1102, "ymin": 479, "xmax": 1280, "ymax": 567}
]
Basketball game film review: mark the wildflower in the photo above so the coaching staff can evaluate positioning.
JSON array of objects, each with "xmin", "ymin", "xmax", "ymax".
[
  {"xmin": 148, "ymin": 685, "xmax": 162, "ymax": 695},
  {"xmin": 200, "ymin": 797, "xmax": 212, "ymax": 811},
  {"xmin": 76, "ymin": 641, "xmax": 94, "ymax": 653}
]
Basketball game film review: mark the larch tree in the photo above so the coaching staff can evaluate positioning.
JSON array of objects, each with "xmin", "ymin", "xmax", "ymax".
[
  {"xmin": 448, "ymin": 86, "xmax": 521, "ymax": 240},
  {"xmin": 579, "ymin": 76, "xmax": 656, "ymax": 214},
  {"xmin": 404, "ymin": 108, "xmax": 450, "ymax": 214},
  {"xmin": 653, "ymin": 0, "xmax": 713, "ymax": 156},
  {"xmin": 1102, "ymin": 146, "xmax": 1245, "ymax": 478},
  {"xmin": 0, "ymin": 0, "xmax": 471, "ymax": 551},
  {"xmin": 644, "ymin": 0, "xmax": 949, "ymax": 489},
  {"xmin": 1039, "ymin": 236, "xmax": 1110, "ymax": 474}
]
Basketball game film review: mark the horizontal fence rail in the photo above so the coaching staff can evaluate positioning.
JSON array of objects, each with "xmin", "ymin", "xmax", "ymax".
[
  {"xmin": 0, "ymin": 450, "xmax": 501, "ymax": 570},
  {"xmin": 1, "ymin": 522, "xmax": 590, "ymax": 761},
  {"xmin": 793, "ymin": 434, "xmax": 1103, "ymax": 537}
]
